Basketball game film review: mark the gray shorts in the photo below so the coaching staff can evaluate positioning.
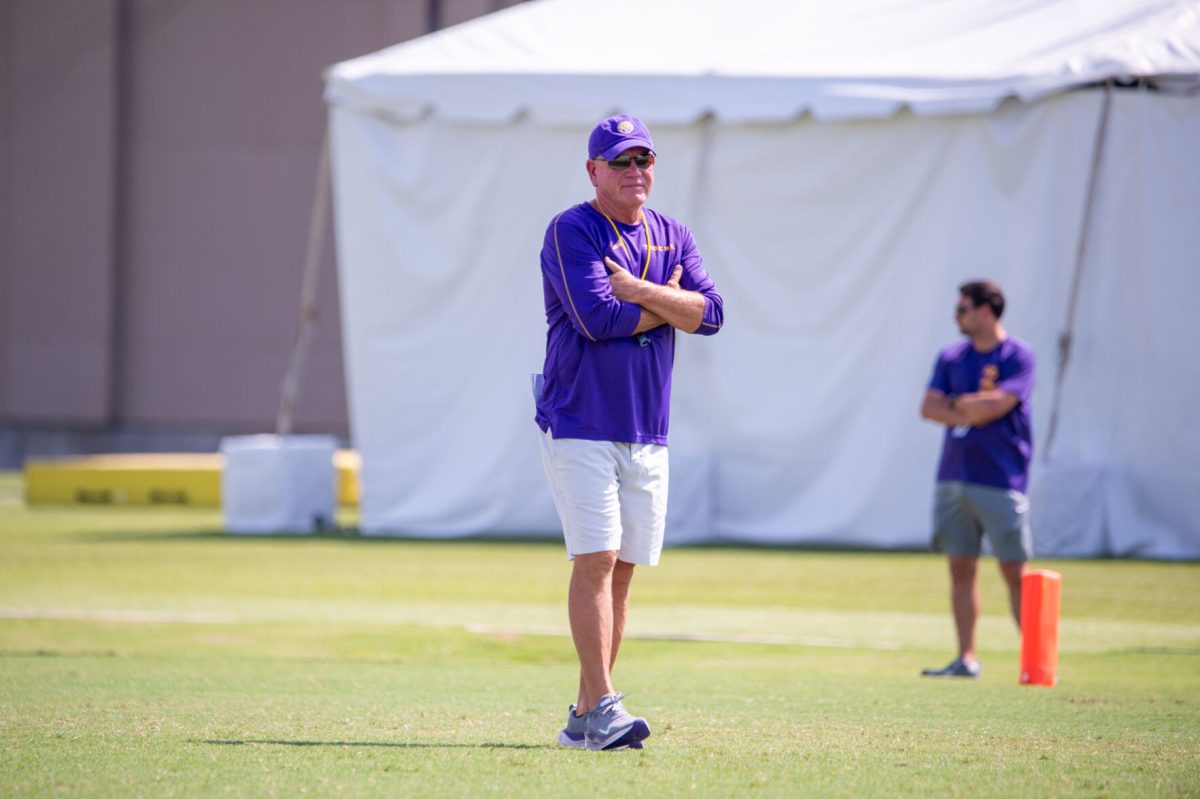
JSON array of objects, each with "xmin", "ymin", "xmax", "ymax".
[{"xmin": 932, "ymin": 481, "xmax": 1032, "ymax": 562}]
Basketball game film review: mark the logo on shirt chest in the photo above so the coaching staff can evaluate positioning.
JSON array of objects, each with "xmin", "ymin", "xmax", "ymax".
[
  {"xmin": 979, "ymin": 364, "xmax": 999, "ymax": 391},
  {"xmin": 609, "ymin": 241, "xmax": 676, "ymax": 254}
]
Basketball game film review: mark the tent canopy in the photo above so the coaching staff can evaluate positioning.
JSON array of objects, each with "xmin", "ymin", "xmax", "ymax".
[
  {"xmin": 326, "ymin": 0, "xmax": 1200, "ymax": 122},
  {"xmin": 324, "ymin": 0, "xmax": 1200, "ymax": 558}
]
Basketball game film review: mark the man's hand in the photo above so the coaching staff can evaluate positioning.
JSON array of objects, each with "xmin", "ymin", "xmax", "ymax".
[
  {"xmin": 604, "ymin": 257, "xmax": 683, "ymax": 301},
  {"xmin": 605, "ymin": 257, "xmax": 702, "ymax": 333},
  {"xmin": 604, "ymin": 257, "xmax": 642, "ymax": 302},
  {"xmin": 665, "ymin": 264, "xmax": 683, "ymax": 290}
]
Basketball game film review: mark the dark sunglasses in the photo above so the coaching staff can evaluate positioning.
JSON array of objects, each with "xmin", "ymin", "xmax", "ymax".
[
  {"xmin": 600, "ymin": 154, "xmax": 655, "ymax": 170},
  {"xmin": 954, "ymin": 303, "xmax": 974, "ymax": 316}
]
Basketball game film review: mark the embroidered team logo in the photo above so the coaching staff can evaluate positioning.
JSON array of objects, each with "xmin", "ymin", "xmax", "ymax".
[
  {"xmin": 980, "ymin": 364, "xmax": 999, "ymax": 391},
  {"xmin": 617, "ymin": 120, "xmax": 634, "ymax": 134}
]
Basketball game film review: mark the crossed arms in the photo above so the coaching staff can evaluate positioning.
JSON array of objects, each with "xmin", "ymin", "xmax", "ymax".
[
  {"xmin": 921, "ymin": 389, "xmax": 1019, "ymax": 428},
  {"xmin": 543, "ymin": 214, "xmax": 722, "ymax": 341},
  {"xmin": 604, "ymin": 258, "xmax": 705, "ymax": 334}
]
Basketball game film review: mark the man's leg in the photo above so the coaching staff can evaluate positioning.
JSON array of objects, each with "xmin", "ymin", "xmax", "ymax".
[
  {"xmin": 605, "ymin": 439, "xmax": 663, "ymax": 685},
  {"xmin": 571, "ymin": 552, "xmax": 650, "ymax": 750},
  {"xmin": 575, "ymin": 441, "xmax": 659, "ymax": 749},
  {"xmin": 998, "ymin": 559, "xmax": 1026, "ymax": 628},
  {"xmin": 949, "ymin": 555, "xmax": 980, "ymax": 664},
  {"xmin": 569, "ymin": 550, "xmax": 618, "ymax": 713},
  {"xmin": 609, "ymin": 559, "xmax": 635, "ymax": 669},
  {"xmin": 573, "ymin": 557, "xmax": 635, "ymax": 713}
]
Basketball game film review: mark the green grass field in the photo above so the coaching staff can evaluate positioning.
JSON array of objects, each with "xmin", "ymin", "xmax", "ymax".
[{"xmin": 1, "ymin": 472, "xmax": 1198, "ymax": 797}]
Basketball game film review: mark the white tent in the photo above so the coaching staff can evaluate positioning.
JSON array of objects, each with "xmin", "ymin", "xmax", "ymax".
[{"xmin": 324, "ymin": 0, "xmax": 1200, "ymax": 558}]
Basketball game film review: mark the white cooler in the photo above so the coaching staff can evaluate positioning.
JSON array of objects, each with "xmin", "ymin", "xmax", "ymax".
[{"xmin": 220, "ymin": 435, "xmax": 337, "ymax": 534}]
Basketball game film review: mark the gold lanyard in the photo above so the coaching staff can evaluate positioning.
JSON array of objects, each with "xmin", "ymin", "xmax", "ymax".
[{"xmin": 598, "ymin": 208, "xmax": 652, "ymax": 280}]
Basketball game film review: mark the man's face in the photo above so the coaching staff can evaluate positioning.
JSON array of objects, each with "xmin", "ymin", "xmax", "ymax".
[
  {"xmin": 955, "ymin": 296, "xmax": 986, "ymax": 335},
  {"xmin": 588, "ymin": 146, "xmax": 654, "ymax": 211}
]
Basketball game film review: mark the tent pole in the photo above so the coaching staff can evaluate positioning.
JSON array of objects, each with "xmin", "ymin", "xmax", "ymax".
[
  {"xmin": 687, "ymin": 111, "xmax": 715, "ymax": 223},
  {"xmin": 1042, "ymin": 82, "xmax": 1113, "ymax": 462},
  {"xmin": 276, "ymin": 122, "xmax": 331, "ymax": 436},
  {"xmin": 688, "ymin": 112, "xmax": 718, "ymax": 531}
]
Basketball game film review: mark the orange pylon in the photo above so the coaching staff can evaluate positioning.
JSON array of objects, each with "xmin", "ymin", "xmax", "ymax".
[{"xmin": 1019, "ymin": 569, "xmax": 1062, "ymax": 686}]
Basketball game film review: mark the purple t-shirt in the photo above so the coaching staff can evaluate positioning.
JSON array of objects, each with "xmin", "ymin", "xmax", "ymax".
[
  {"xmin": 536, "ymin": 202, "xmax": 723, "ymax": 445},
  {"xmin": 928, "ymin": 337, "xmax": 1035, "ymax": 493}
]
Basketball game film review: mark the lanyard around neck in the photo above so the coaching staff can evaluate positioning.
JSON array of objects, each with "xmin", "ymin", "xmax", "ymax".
[{"xmin": 598, "ymin": 208, "xmax": 652, "ymax": 281}]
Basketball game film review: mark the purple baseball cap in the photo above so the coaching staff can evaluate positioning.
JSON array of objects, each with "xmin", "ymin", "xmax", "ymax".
[{"xmin": 588, "ymin": 115, "xmax": 656, "ymax": 161}]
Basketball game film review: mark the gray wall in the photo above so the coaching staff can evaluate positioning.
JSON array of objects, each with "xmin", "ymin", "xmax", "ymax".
[
  {"xmin": 0, "ymin": 0, "xmax": 524, "ymax": 461},
  {"xmin": 1, "ymin": 0, "xmax": 118, "ymax": 425}
]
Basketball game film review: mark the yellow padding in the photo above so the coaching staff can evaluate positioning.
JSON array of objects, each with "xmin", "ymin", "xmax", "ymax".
[
  {"xmin": 23, "ymin": 451, "xmax": 361, "ymax": 507},
  {"xmin": 334, "ymin": 449, "xmax": 360, "ymax": 506}
]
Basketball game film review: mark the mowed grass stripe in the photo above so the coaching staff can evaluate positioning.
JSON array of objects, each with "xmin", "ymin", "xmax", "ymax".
[{"xmin": 3, "ymin": 603, "xmax": 1197, "ymax": 655}]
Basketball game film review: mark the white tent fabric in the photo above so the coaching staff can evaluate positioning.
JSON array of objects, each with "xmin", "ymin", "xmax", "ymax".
[
  {"xmin": 327, "ymin": 0, "xmax": 1200, "ymax": 122},
  {"xmin": 325, "ymin": 0, "xmax": 1200, "ymax": 559}
]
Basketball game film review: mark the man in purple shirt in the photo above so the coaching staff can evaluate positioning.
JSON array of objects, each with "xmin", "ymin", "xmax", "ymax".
[
  {"xmin": 535, "ymin": 115, "xmax": 723, "ymax": 749},
  {"xmin": 919, "ymin": 280, "xmax": 1035, "ymax": 679}
]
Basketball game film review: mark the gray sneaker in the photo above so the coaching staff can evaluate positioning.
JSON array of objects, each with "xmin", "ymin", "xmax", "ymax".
[
  {"xmin": 558, "ymin": 704, "xmax": 643, "ymax": 749},
  {"xmin": 556, "ymin": 705, "xmax": 587, "ymax": 748},
  {"xmin": 584, "ymin": 693, "xmax": 650, "ymax": 751},
  {"xmin": 921, "ymin": 657, "xmax": 981, "ymax": 678}
]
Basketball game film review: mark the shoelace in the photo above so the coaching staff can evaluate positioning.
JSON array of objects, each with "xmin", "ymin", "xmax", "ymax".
[{"xmin": 595, "ymin": 692, "xmax": 628, "ymax": 717}]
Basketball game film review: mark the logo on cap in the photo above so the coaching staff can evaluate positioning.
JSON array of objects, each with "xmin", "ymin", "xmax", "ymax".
[{"xmin": 617, "ymin": 120, "xmax": 634, "ymax": 134}]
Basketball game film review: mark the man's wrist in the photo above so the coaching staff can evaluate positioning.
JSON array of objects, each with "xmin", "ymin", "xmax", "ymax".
[{"xmin": 630, "ymin": 283, "xmax": 651, "ymax": 304}]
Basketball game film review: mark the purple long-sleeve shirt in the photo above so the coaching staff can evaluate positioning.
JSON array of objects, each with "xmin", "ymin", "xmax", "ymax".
[{"xmin": 535, "ymin": 202, "xmax": 723, "ymax": 445}]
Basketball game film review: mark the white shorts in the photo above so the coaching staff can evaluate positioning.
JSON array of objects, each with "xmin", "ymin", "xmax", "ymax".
[{"xmin": 537, "ymin": 428, "xmax": 668, "ymax": 566}]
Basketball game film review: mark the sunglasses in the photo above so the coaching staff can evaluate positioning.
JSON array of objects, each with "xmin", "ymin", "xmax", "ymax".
[
  {"xmin": 599, "ymin": 154, "xmax": 655, "ymax": 170},
  {"xmin": 954, "ymin": 304, "xmax": 974, "ymax": 316}
]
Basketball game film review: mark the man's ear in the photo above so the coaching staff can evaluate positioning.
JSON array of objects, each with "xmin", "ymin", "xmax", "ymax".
[{"xmin": 586, "ymin": 160, "xmax": 600, "ymax": 187}]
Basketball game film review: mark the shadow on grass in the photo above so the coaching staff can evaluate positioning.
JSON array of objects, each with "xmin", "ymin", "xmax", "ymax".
[{"xmin": 198, "ymin": 738, "xmax": 553, "ymax": 750}]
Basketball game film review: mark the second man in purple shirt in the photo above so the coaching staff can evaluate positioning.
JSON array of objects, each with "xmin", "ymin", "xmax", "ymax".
[{"xmin": 919, "ymin": 280, "xmax": 1035, "ymax": 680}]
